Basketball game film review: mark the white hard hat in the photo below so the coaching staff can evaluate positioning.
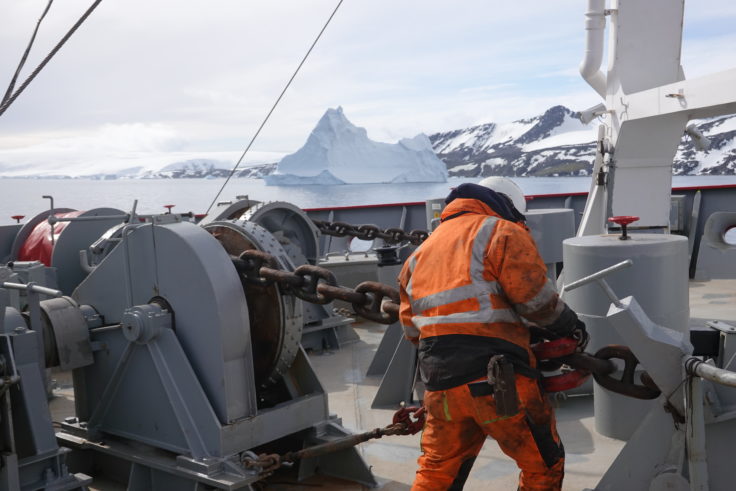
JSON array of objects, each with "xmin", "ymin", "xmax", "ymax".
[{"xmin": 477, "ymin": 177, "xmax": 527, "ymax": 212}]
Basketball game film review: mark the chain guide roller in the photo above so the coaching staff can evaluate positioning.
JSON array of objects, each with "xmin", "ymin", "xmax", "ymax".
[{"xmin": 242, "ymin": 201, "xmax": 321, "ymax": 265}]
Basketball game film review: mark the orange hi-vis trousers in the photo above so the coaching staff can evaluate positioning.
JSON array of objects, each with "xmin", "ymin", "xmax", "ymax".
[{"xmin": 412, "ymin": 375, "xmax": 564, "ymax": 491}]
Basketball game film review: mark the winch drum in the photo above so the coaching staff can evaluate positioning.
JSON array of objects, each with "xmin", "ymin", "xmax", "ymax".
[{"xmin": 205, "ymin": 220, "xmax": 303, "ymax": 386}]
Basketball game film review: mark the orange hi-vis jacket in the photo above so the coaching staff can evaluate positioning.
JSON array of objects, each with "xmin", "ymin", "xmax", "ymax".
[{"xmin": 398, "ymin": 198, "xmax": 567, "ymax": 391}]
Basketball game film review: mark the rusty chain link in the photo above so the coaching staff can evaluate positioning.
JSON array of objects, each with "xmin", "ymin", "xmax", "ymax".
[
  {"xmin": 532, "ymin": 333, "xmax": 662, "ymax": 400},
  {"xmin": 233, "ymin": 250, "xmax": 400, "ymax": 324},
  {"xmin": 232, "ymin": 250, "xmax": 279, "ymax": 287},
  {"xmin": 242, "ymin": 417, "xmax": 419, "ymax": 477},
  {"xmin": 312, "ymin": 219, "xmax": 429, "ymax": 245},
  {"xmin": 548, "ymin": 346, "xmax": 661, "ymax": 400},
  {"xmin": 588, "ymin": 345, "xmax": 661, "ymax": 400},
  {"xmin": 354, "ymin": 281, "xmax": 400, "ymax": 324}
]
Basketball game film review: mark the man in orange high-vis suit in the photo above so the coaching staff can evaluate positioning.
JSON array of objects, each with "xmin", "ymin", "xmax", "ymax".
[{"xmin": 398, "ymin": 183, "xmax": 586, "ymax": 491}]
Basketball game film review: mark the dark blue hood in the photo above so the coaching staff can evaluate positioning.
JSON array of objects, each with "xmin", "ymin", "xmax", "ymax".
[{"xmin": 444, "ymin": 183, "xmax": 526, "ymax": 223}]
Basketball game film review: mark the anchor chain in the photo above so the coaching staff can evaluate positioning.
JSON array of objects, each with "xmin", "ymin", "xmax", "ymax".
[
  {"xmin": 587, "ymin": 345, "xmax": 661, "ymax": 400},
  {"xmin": 232, "ymin": 250, "xmax": 400, "ymax": 324},
  {"xmin": 533, "ymin": 337, "xmax": 662, "ymax": 400},
  {"xmin": 233, "ymin": 250, "xmax": 660, "ymax": 397},
  {"xmin": 312, "ymin": 219, "xmax": 429, "ymax": 245},
  {"xmin": 242, "ymin": 407, "xmax": 426, "ymax": 477}
]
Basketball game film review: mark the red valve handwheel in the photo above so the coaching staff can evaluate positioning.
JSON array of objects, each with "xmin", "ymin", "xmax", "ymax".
[
  {"xmin": 608, "ymin": 216, "xmax": 639, "ymax": 226},
  {"xmin": 608, "ymin": 215, "xmax": 639, "ymax": 240}
]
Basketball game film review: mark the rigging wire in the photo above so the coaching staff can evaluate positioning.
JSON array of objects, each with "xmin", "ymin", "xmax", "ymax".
[
  {"xmin": 204, "ymin": 0, "xmax": 344, "ymax": 216},
  {"xmin": 1, "ymin": 0, "xmax": 54, "ymax": 106},
  {"xmin": 0, "ymin": 0, "xmax": 104, "ymax": 118}
]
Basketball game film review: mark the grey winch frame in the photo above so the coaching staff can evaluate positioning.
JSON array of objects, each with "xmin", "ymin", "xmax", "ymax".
[
  {"xmin": 0, "ymin": 283, "xmax": 92, "ymax": 491},
  {"xmin": 569, "ymin": 261, "xmax": 736, "ymax": 491},
  {"xmin": 1, "ymin": 209, "xmax": 376, "ymax": 490}
]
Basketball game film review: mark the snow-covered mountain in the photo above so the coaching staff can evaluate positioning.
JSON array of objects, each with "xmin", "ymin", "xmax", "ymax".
[
  {"xmin": 4, "ymin": 105, "xmax": 735, "ymax": 180},
  {"xmin": 0, "ymin": 158, "xmax": 278, "ymax": 180},
  {"xmin": 429, "ymin": 105, "xmax": 736, "ymax": 177},
  {"xmin": 674, "ymin": 116, "xmax": 736, "ymax": 175},
  {"xmin": 265, "ymin": 107, "xmax": 447, "ymax": 185},
  {"xmin": 139, "ymin": 159, "xmax": 276, "ymax": 179},
  {"xmin": 0, "ymin": 148, "xmax": 284, "ymax": 180}
]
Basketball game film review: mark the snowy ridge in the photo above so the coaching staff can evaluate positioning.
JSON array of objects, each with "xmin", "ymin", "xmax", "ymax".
[
  {"xmin": 0, "ymin": 157, "xmax": 278, "ymax": 180},
  {"xmin": 266, "ymin": 107, "xmax": 447, "ymax": 185},
  {"xmin": 147, "ymin": 160, "xmax": 277, "ymax": 179},
  {"xmin": 674, "ymin": 115, "xmax": 736, "ymax": 175},
  {"xmin": 3, "ymin": 106, "xmax": 735, "ymax": 181},
  {"xmin": 0, "ymin": 142, "xmax": 282, "ymax": 179},
  {"xmin": 429, "ymin": 106, "xmax": 736, "ymax": 177},
  {"xmin": 430, "ymin": 106, "xmax": 596, "ymax": 177}
]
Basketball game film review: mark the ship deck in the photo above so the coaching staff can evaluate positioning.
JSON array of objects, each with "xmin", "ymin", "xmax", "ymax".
[{"xmin": 50, "ymin": 278, "xmax": 736, "ymax": 490}]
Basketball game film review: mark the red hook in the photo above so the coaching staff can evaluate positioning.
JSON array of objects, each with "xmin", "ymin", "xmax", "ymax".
[
  {"xmin": 532, "ymin": 337, "xmax": 578, "ymax": 360},
  {"xmin": 392, "ymin": 406, "xmax": 426, "ymax": 435},
  {"xmin": 542, "ymin": 370, "xmax": 591, "ymax": 393}
]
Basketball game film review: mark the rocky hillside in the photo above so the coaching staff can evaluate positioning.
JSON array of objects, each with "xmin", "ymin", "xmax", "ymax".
[{"xmin": 428, "ymin": 105, "xmax": 736, "ymax": 177}]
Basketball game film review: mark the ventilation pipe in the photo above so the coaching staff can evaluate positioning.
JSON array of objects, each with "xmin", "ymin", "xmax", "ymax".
[{"xmin": 580, "ymin": 0, "xmax": 607, "ymax": 98}]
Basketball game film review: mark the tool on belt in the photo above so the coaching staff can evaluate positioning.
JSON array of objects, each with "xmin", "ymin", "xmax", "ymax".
[{"xmin": 487, "ymin": 355, "xmax": 520, "ymax": 417}]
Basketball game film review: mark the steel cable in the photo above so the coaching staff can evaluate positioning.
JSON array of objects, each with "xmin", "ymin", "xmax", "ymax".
[
  {"xmin": 0, "ymin": 0, "xmax": 104, "ymax": 118},
  {"xmin": 204, "ymin": 0, "xmax": 345, "ymax": 216},
  {"xmin": 1, "ymin": 0, "xmax": 54, "ymax": 106}
]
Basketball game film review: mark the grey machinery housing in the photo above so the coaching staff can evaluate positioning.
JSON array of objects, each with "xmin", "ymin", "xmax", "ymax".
[{"xmin": 0, "ymin": 208, "xmax": 374, "ymax": 490}]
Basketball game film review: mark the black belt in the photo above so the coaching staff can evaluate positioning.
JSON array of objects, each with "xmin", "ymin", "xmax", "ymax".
[
  {"xmin": 468, "ymin": 381, "xmax": 494, "ymax": 397},
  {"xmin": 467, "ymin": 362, "xmax": 540, "ymax": 398}
]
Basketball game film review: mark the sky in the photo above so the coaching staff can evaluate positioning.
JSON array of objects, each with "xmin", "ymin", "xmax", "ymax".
[{"xmin": 0, "ymin": 0, "xmax": 735, "ymax": 175}]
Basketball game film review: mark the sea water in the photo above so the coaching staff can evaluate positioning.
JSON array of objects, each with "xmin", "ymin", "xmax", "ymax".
[{"xmin": 1, "ymin": 175, "xmax": 735, "ymax": 225}]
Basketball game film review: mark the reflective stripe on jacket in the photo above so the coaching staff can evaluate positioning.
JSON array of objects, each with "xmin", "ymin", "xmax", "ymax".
[{"xmin": 398, "ymin": 198, "xmax": 565, "ymax": 391}]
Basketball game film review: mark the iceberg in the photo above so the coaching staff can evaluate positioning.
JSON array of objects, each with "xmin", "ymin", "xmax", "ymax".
[{"xmin": 265, "ymin": 107, "xmax": 448, "ymax": 185}]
